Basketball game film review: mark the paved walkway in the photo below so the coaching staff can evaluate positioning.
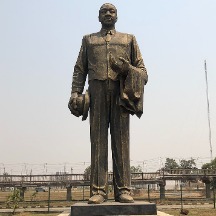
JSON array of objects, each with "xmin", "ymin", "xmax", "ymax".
[
  {"xmin": 0, "ymin": 204, "xmax": 214, "ymax": 215},
  {"xmin": 0, "ymin": 207, "xmax": 172, "ymax": 216},
  {"xmin": 58, "ymin": 210, "xmax": 173, "ymax": 216}
]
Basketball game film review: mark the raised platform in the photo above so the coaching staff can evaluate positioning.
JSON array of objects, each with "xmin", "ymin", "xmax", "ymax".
[{"xmin": 71, "ymin": 201, "xmax": 157, "ymax": 215}]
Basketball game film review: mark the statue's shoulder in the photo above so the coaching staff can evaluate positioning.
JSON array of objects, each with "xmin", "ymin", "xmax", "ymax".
[
  {"xmin": 116, "ymin": 31, "xmax": 133, "ymax": 36},
  {"xmin": 83, "ymin": 32, "xmax": 101, "ymax": 39},
  {"xmin": 115, "ymin": 31, "xmax": 135, "ymax": 41}
]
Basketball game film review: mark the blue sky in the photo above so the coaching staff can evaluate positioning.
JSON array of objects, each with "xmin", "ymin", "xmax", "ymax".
[{"xmin": 0, "ymin": 0, "xmax": 216, "ymax": 174}]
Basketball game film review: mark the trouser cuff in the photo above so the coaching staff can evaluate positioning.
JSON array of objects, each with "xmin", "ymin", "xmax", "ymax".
[{"xmin": 92, "ymin": 184, "xmax": 106, "ymax": 196}]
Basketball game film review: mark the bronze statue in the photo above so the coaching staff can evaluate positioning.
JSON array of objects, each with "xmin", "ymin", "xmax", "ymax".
[{"xmin": 68, "ymin": 3, "xmax": 148, "ymax": 204}]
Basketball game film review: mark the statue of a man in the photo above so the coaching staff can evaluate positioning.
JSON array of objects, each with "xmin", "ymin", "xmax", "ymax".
[{"xmin": 68, "ymin": 3, "xmax": 148, "ymax": 204}]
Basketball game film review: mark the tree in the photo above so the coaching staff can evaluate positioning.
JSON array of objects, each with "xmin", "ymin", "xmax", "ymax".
[
  {"xmin": 179, "ymin": 158, "xmax": 196, "ymax": 169},
  {"xmin": 130, "ymin": 165, "xmax": 142, "ymax": 178},
  {"xmin": 130, "ymin": 165, "xmax": 142, "ymax": 173},
  {"xmin": 164, "ymin": 158, "xmax": 179, "ymax": 170},
  {"xmin": 6, "ymin": 189, "xmax": 23, "ymax": 215},
  {"xmin": 202, "ymin": 157, "xmax": 216, "ymax": 169},
  {"xmin": 162, "ymin": 158, "xmax": 197, "ymax": 175},
  {"xmin": 202, "ymin": 157, "xmax": 216, "ymax": 189}
]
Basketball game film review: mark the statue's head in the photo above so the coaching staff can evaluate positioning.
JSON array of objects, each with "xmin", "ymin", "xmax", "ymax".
[{"xmin": 99, "ymin": 3, "xmax": 118, "ymax": 28}]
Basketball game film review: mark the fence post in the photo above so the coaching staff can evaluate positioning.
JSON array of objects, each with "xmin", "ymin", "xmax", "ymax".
[
  {"xmin": 159, "ymin": 181, "xmax": 166, "ymax": 200},
  {"xmin": 180, "ymin": 183, "xmax": 183, "ymax": 211},
  {"xmin": 21, "ymin": 186, "xmax": 26, "ymax": 201},
  {"xmin": 213, "ymin": 186, "xmax": 215, "ymax": 209},
  {"xmin": 66, "ymin": 185, "xmax": 72, "ymax": 201},
  {"xmin": 18, "ymin": 186, "xmax": 26, "ymax": 201},
  {"xmin": 202, "ymin": 177, "xmax": 211, "ymax": 198},
  {"xmin": 83, "ymin": 186, "xmax": 85, "ymax": 201},
  {"xmin": 48, "ymin": 186, "xmax": 51, "ymax": 213},
  {"xmin": 147, "ymin": 184, "xmax": 150, "ymax": 202}
]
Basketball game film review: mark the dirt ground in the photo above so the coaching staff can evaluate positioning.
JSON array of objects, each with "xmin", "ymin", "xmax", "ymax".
[{"xmin": 162, "ymin": 208, "xmax": 216, "ymax": 216}]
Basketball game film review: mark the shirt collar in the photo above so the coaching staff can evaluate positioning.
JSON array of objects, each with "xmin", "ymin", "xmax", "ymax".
[{"xmin": 100, "ymin": 28, "xmax": 116, "ymax": 37}]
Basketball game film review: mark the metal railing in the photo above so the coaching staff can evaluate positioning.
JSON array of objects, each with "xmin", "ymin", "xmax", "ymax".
[{"xmin": 0, "ymin": 169, "xmax": 216, "ymax": 187}]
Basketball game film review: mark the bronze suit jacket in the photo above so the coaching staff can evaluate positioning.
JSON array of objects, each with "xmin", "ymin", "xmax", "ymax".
[{"xmin": 71, "ymin": 29, "xmax": 148, "ymax": 117}]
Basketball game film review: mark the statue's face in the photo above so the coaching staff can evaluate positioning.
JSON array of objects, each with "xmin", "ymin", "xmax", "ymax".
[{"xmin": 99, "ymin": 4, "xmax": 117, "ymax": 27}]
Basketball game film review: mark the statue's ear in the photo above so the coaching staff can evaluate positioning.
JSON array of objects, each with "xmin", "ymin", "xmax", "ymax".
[{"xmin": 113, "ymin": 16, "xmax": 118, "ymax": 24}]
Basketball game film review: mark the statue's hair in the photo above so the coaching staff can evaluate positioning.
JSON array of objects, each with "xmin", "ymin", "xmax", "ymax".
[{"xmin": 99, "ymin": 3, "xmax": 117, "ymax": 12}]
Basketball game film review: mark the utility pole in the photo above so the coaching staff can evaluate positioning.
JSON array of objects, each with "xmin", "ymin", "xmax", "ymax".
[{"xmin": 204, "ymin": 60, "xmax": 213, "ymax": 161}]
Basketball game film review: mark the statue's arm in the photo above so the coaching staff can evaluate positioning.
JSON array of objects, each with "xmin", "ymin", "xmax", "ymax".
[
  {"xmin": 71, "ymin": 36, "xmax": 88, "ymax": 94},
  {"xmin": 69, "ymin": 36, "xmax": 88, "ymax": 117},
  {"xmin": 130, "ymin": 35, "xmax": 148, "ymax": 84}
]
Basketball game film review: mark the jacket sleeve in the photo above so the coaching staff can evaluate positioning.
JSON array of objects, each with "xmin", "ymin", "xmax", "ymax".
[
  {"xmin": 71, "ymin": 36, "xmax": 88, "ymax": 94},
  {"xmin": 130, "ymin": 35, "xmax": 148, "ymax": 84}
]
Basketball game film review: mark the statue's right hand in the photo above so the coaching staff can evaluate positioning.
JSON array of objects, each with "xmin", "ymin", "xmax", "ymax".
[
  {"xmin": 109, "ymin": 53, "xmax": 129, "ymax": 76},
  {"xmin": 68, "ymin": 92, "xmax": 81, "ymax": 117}
]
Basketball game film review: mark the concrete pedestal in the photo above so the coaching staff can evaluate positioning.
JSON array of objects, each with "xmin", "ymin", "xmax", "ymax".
[{"xmin": 71, "ymin": 201, "xmax": 157, "ymax": 216}]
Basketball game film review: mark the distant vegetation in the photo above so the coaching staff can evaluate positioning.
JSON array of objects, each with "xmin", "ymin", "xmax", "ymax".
[{"xmin": 163, "ymin": 157, "xmax": 197, "ymax": 170}]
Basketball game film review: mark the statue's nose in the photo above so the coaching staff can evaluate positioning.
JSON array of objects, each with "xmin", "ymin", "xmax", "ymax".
[{"xmin": 106, "ymin": 10, "xmax": 111, "ymax": 15}]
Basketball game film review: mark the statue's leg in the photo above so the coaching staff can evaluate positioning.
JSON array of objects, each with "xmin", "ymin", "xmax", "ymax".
[
  {"xmin": 89, "ymin": 80, "xmax": 109, "ymax": 202},
  {"xmin": 110, "ymin": 81, "xmax": 133, "ymax": 202}
]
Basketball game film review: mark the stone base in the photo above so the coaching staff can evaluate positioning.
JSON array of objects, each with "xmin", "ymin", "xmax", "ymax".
[{"xmin": 71, "ymin": 201, "xmax": 157, "ymax": 215}]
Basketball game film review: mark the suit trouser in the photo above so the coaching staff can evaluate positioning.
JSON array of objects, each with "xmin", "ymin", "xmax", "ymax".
[{"xmin": 89, "ymin": 79, "xmax": 131, "ymax": 199}]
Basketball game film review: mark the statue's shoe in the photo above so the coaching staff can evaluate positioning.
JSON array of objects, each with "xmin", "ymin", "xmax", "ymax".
[
  {"xmin": 115, "ymin": 194, "xmax": 134, "ymax": 203},
  {"xmin": 88, "ymin": 194, "xmax": 105, "ymax": 204}
]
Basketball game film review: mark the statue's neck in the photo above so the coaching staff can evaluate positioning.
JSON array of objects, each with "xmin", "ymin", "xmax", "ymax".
[{"xmin": 101, "ymin": 24, "xmax": 115, "ymax": 31}]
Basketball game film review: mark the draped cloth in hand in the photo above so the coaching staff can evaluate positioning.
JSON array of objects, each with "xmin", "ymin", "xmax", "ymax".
[{"xmin": 119, "ymin": 65, "xmax": 146, "ymax": 118}]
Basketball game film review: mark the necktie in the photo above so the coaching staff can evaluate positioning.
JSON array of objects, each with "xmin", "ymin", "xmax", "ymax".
[{"xmin": 105, "ymin": 31, "xmax": 112, "ymax": 42}]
